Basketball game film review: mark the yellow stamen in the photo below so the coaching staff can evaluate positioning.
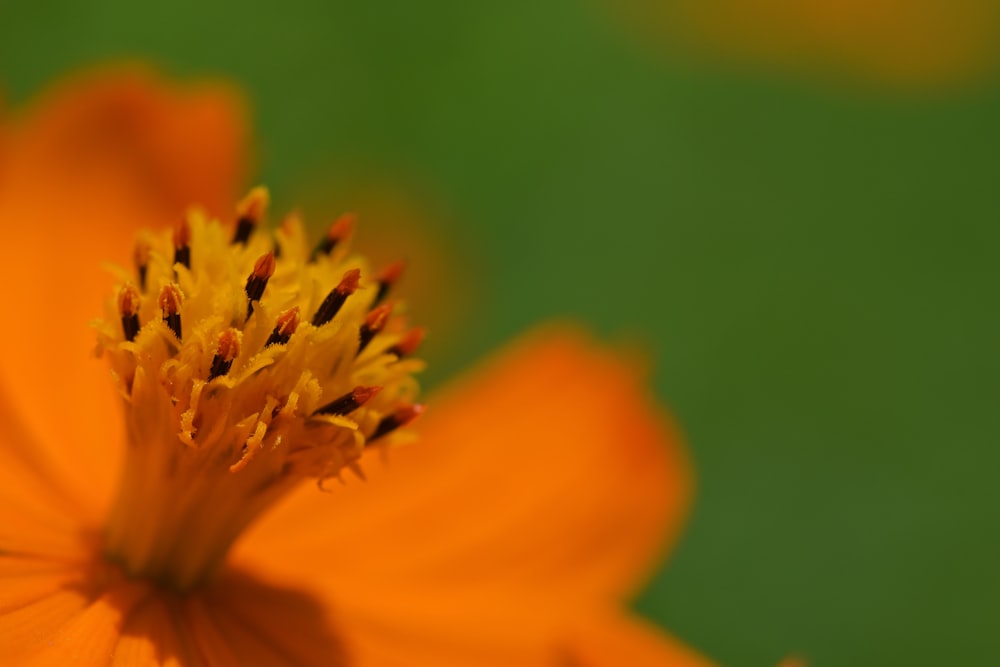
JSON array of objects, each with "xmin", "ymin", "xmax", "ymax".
[
  {"xmin": 95, "ymin": 192, "xmax": 424, "ymax": 590},
  {"xmin": 266, "ymin": 306, "xmax": 301, "ymax": 347},
  {"xmin": 208, "ymin": 328, "xmax": 241, "ymax": 380},
  {"xmin": 232, "ymin": 185, "xmax": 270, "ymax": 245},
  {"xmin": 117, "ymin": 283, "xmax": 141, "ymax": 342},
  {"xmin": 312, "ymin": 212, "xmax": 356, "ymax": 259}
]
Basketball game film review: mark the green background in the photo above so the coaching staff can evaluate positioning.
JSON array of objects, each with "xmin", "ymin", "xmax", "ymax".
[{"xmin": 2, "ymin": 2, "xmax": 998, "ymax": 664}]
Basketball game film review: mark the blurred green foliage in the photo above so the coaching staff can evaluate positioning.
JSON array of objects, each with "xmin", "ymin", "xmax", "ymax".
[{"xmin": 2, "ymin": 1, "xmax": 998, "ymax": 664}]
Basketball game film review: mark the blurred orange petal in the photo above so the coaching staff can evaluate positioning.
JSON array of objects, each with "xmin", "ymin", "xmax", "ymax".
[
  {"xmin": 241, "ymin": 325, "xmax": 691, "ymax": 601},
  {"xmin": 0, "ymin": 67, "xmax": 249, "ymax": 515},
  {"xmin": 0, "ymin": 385, "xmax": 91, "ymax": 553},
  {"xmin": 562, "ymin": 610, "xmax": 716, "ymax": 667}
]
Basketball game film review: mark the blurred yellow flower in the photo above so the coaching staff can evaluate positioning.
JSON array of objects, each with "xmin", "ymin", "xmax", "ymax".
[
  {"xmin": 0, "ymin": 70, "xmax": 713, "ymax": 665},
  {"xmin": 614, "ymin": 0, "xmax": 999, "ymax": 89}
]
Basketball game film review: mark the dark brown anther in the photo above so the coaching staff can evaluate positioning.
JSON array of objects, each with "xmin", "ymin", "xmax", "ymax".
[
  {"xmin": 368, "ymin": 404, "xmax": 424, "ymax": 443},
  {"xmin": 133, "ymin": 240, "xmax": 150, "ymax": 291},
  {"xmin": 233, "ymin": 186, "xmax": 269, "ymax": 245},
  {"xmin": 158, "ymin": 284, "xmax": 184, "ymax": 340},
  {"xmin": 173, "ymin": 218, "xmax": 192, "ymax": 270},
  {"xmin": 374, "ymin": 260, "xmax": 406, "ymax": 305},
  {"xmin": 311, "ymin": 213, "xmax": 356, "ymax": 260},
  {"xmin": 244, "ymin": 251, "xmax": 276, "ymax": 319},
  {"xmin": 265, "ymin": 307, "xmax": 300, "ymax": 347},
  {"xmin": 357, "ymin": 304, "xmax": 392, "ymax": 354},
  {"xmin": 312, "ymin": 268, "xmax": 361, "ymax": 327},
  {"xmin": 388, "ymin": 327, "xmax": 426, "ymax": 358},
  {"xmin": 314, "ymin": 385, "xmax": 382, "ymax": 416},
  {"xmin": 118, "ymin": 283, "xmax": 141, "ymax": 342},
  {"xmin": 208, "ymin": 328, "xmax": 241, "ymax": 380}
]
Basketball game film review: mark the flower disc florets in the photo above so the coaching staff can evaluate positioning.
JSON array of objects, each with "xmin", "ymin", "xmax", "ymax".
[{"xmin": 94, "ymin": 187, "xmax": 424, "ymax": 590}]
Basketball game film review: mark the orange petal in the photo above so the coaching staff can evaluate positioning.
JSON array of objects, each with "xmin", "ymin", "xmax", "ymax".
[
  {"xmin": 0, "ymin": 67, "xmax": 248, "ymax": 510},
  {"xmin": 0, "ymin": 383, "xmax": 97, "ymax": 555},
  {"xmin": 224, "ymin": 568, "xmax": 559, "ymax": 667},
  {"xmin": 198, "ymin": 569, "xmax": 348, "ymax": 667},
  {"xmin": 0, "ymin": 558, "xmax": 89, "ymax": 618},
  {"xmin": 0, "ymin": 507, "xmax": 89, "ymax": 563},
  {"xmin": 333, "ymin": 585, "xmax": 574, "ymax": 667},
  {"xmin": 560, "ymin": 610, "xmax": 717, "ymax": 667},
  {"xmin": 0, "ymin": 555, "xmax": 148, "ymax": 665},
  {"xmin": 112, "ymin": 596, "xmax": 196, "ymax": 667},
  {"xmin": 238, "ymin": 324, "xmax": 692, "ymax": 603},
  {"xmin": 20, "ymin": 581, "xmax": 152, "ymax": 667},
  {"xmin": 0, "ymin": 587, "xmax": 93, "ymax": 662},
  {"xmin": 213, "ymin": 573, "xmax": 702, "ymax": 667},
  {"xmin": 178, "ymin": 579, "xmax": 386, "ymax": 667},
  {"xmin": 178, "ymin": 596, "xmax": 242, "ymax": 667}
]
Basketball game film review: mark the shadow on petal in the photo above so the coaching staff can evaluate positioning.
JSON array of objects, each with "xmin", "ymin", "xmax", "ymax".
[{"xmin": 1, "ymin": 543, "xmax": 348, "ymax": 667}]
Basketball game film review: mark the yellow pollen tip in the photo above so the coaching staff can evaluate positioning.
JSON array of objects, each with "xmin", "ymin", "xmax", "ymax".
[
  {"xmin": 274, "ymin": 306, "xmax": 300, "ymax": 336},
  {"xmin": 337, "ymin": 268, "xmax": 361, "ymax": 294},
  {"xmin": 95, "ymin": 193, "xmax": 423, "ymax": 589},
  {"xmin": 364, "ymin": 304, "xmax": 392, "ymax": 331},
  {"xmin": 266, "ymin": 306, "xmax": 301, "ymax": 347},
  {"xmin": 117, "ymin": 283, "xmax": 140, "ymax": 317},
  {"xmin": 236, "ymin": 185, "xmax": 270, "ymax": 221},
  {"xmin": 390, "ymin": 327, "xmax": 426, "ymax": 358},
  {"xmin": 252, "ymin": 250, "xmax": 276, "ymax": 279},
  {"xmin": 216, "ymin": 328, "xmax": 241, "ymax": 362},
  {"xmin": 158, "ymin": 284, "xmax": 181, "ymax": 313},
  {"xmin": 377, "ymin": 259, "xmax": 406, "ymax": 285},
  {"xmin": 158, "ymin": 283, "xmax": 183, "ymax": 314},
  {"xmin": 327, "ymin": 212, "xmax": 356, "ymax": 241}
]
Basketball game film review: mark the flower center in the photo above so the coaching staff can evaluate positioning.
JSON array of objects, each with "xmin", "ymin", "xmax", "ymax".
[{"xmin": 96, "ymin": 187, "xmax": 425, "ymax": 591}]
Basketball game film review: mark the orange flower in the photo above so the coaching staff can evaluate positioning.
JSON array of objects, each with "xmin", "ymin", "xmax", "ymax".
[{"xmin": 0, "ymin": 70, "xmax": 711, "ymax": 666}]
